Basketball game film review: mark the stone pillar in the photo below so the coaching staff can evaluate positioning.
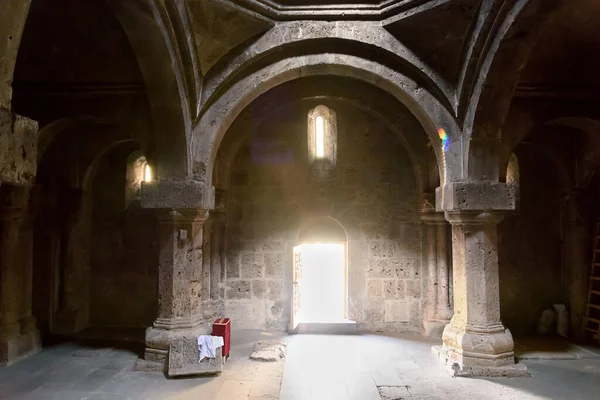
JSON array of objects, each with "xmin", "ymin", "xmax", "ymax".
[
  {"xmin": 421, "ymin": 212, "xmax": 452, "ymax": 336},
  {"xmin": 52, "ymin": 188, "xmax": 90, "ymax": 335},
  {"xmin": 210, "ymin": 212, "xmax": 226, "ymax": 300},
  {"xmin": 140, "ymin": 208, "xmax": 209, "ymax": 371},
  {"xmin": 435, "ymin": 222, "xmax": 453, "ymax": 322},
  {"xmin": 563, "ymin": 190, "xmax": 588, "ymax": 342},
  {"xmin": 0, "ymin": 183, "xmax": 40, "ymax": 365},
  {"xmin": 433, "ymin": 211, "xmax": 527, "ymax": 376}
]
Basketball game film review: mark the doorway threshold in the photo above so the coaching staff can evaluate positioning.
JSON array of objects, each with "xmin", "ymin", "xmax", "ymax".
[{"xmin": 296, "ymin": 320, "xmax": 357, "ymax": 334}]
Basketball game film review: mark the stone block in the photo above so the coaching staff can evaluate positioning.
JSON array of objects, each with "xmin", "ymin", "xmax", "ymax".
[
  {"xmin": 265, "ymin": 253, "xmax": 284, "ymax": 278},
  {"xmin": 348, "ymin": 297, "xmax": 364, "ymax": 321},
  {"xmin": 405, "ymin": 279, "xmax": 421, "ymax": 298},
  {"xmin": 347, "ymin": 240, "xmax": 368, "ymax": 259},
  {"xmin": 168, "ymin": 338, "xmax": 223, "ymax": 377},
  {"xmin": 369, "ymin": 240, "xmax": 401, "ymax": 258},
  {"xmin": 367, "ymin": 280, "xmax": 382, "ymax": 297},
  {"xmin": 360, "ymin": 223, "xmax": 389, "ymax": 240},
  {"xmin": 268, "ymin": 300, "xmax": 284, "ymax": 320},
  {"xmin": 141, "ymin": 180, "xmax": 215, "ymax": 210},
  {"xmin": 365, "ymin": 298, "xmax": 385, "ymax": 322},
  {"xmin": 241, "ymin": 253, "xmax": 264, "ymax": 279},
  {"xmin": 436, "ymin": 182, "xmax": 517, "ymax": 212},
  {"xmin": 368, "ymin": 258, "xmax": 399, "ymax": 278},
  {"xmin": 383, "ymin": 280, "xmax": 396, "ymax": 299},
  {"xmin": 384, "ymin": 300, "xmax": 410, "ymax": 322},
  {"xmin": 399, "ymin": 224, "xmax": 422, "ymax": 257},
  {"xmin": 252, "ymin": 280, "xmax": 267, "ymax": 298},
  {"xmin": 225, "ymin": 300, "xmax": 266, "ymax": 330},
  {"xmin": 262, "ymin": 242, "xmax": 284, "ymax": 253},
  {"xmin": 267, "ymin": 280, "xmax": 284, "ymax": 301},
  {"xmin": 226, "ymin": 252, "xmax": 240, "ymax": 279},
  {"xmin": 396, "ymin": 280, "xmax": 406, "ymax": 298},
  {"xmin": 397, "ymin": 258, "xmax": 420, "ymax": 279},
  {"xmin": 226, "ymin": 280, "xmax": 251, "ymax": 299},
  {"xmin": 348, "ymin": 271, "xmax": 367, "ymax": 298}
]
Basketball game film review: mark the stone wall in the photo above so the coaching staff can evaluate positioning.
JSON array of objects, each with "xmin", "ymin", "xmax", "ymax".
[
  {"xmin": 90, "ymin": 143, "xmax": 158, "ymax": 328},
  {"xmin": 223, "ymin": 101, "xmax": 422, "ymax": 331},
  {"xmin": 498, "ymin": 144, "xmax": 564, "ymax": 335}
]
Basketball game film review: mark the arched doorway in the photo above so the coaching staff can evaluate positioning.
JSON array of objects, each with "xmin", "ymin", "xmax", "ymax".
[{"xmin": 291, "ymin": 218, "xmax": 348, "ymax": 329}]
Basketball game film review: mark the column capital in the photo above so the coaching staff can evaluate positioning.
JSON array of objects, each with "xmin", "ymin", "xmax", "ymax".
[
  {"xmin": 444, "ymin": 210, "xmax": 504, "ymax": 225},
  {"xmin": 141, "ymin": 180, "xmax": 215, "ymax": 210},
  {"xmin": 420, "ymin": 211, "xmax": 446, "ymax": 225},
  {"xmin": 436, "ymin": 181, "xmax": 516, "ymax": 212}
]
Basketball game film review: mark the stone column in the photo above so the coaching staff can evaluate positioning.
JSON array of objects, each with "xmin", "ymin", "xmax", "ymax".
[
  {"xmin": 210, "ymin": 211, "xmax": 226, "ymax": 300},
  {"xmin": 433, "ymin": 211, "xmax": 526, "ymax": 376},
  {"xmin": 435, "ymin": 222, "xmax": 453, "ymax": 322},
  {"xmin": 563, "ymin": 190, "xmax": 588, "ymax": 342},
  {"xmin": 421, "ymin": 212, "xmax": 453, "ymax": 336},
  {"xmin": 140, "ymin": 208, "xmax": 209, "ymax": 371},
  {"xmin": 52, "ymin": 188, "xmax": 90, "ymax": 335},
  {"xmin": 0, "ymin": 183, "xmax": 40, "ymax": 365}
]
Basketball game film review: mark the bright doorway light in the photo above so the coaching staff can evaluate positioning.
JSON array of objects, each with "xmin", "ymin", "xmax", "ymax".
[
  {"xmin": 315, "ymin": 115, "xmax": 325, "ymax": 158},
  {"xmin": 295, "ymin": 243, "xmax": 345, "ymax": 323},
  {"xmin": 144, "ymin": 163, "xmax": 152, "ymax": 182}
]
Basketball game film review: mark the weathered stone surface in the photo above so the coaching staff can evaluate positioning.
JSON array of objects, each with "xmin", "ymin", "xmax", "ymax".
[
  {"xmin": 241, "ymin": 253, "xmax": 264, "ymax": 279},
  {"xmin": 226, "ymin": 280, "xmax": 252, "ymax": 300},
  {"xmin": 384, "ymin": 300, "xmax": 410, "ymax": 322},
  {"xmin": 436, "ymin": 182, "xmax": 517, "ymax": 212},
  {"xmin": 0, "ymin": 109, "xmax": 37, "ymax": 184},
  {"xmin": 264, "ymin": 253, "xmax": 284, "ymax": 278},
  {"xmin": 252, "ymin": 280, "xmax": 267, "ymax": 298},
  {"xmin": 168, "ymin": 338, "xmax": 223, "ymax": 377},
  {"xmin": 225, "ymin": 300, "xmax": 267, "ymax": 330},
  {"xmin": 249, "ymin": 340, "xmax": 287, "ymax": 362},
  {"xmin": 141, "ymin": 180, "xmax": 215, "ymax": 210}
]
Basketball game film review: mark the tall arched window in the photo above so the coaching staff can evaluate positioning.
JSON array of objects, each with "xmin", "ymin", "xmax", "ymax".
[
  {"xmin": 125, "ymin": 152, "xmax": 151, "ymax": 208},
  {"xmin": 307, "ymin": 105, "xmax": 337, "ymax": 169},
  {"xmin": 315, "ymin": 115, "xmax": 325, "ymax": 158}
]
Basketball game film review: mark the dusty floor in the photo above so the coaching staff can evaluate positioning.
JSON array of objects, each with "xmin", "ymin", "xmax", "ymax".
[{"xmin": 1, "ymin": 331, "xmax": 599, "ymax": 400}]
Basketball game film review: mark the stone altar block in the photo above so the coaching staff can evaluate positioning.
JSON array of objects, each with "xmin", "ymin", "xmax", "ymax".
[{"xmin": 168, "ymin": 338, "xmax": 224, "ymax": 377}]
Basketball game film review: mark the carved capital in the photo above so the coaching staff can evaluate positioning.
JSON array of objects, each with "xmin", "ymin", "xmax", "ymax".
[
  {"xmin": 141, "ymin": 180, "xmax": 215, "ymax": 210},
  {"xmin": 436, "ymin": 182, "xmax": 516, "ymax": 212}
]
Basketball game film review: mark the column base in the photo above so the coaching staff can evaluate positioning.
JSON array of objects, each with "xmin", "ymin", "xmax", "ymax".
[
  {"xmin": 432, "ymin": 345, "xmax": 529, "ymax": 377},
  {"xmin": 432, "ymin": 324, "xmax": 529, "ymax": 377},
  {"xmin": 0, "ymin": 330, "xmax": 41, "ymax": 366},
  {"xmin": 135, "ymin": 323, "xmax": 210, "ymax": 372}
]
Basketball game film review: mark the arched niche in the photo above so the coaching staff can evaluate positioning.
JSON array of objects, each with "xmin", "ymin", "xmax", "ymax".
[{"xmin": 297, "ymin": 217, "xmax": 347, "ymax": 244}]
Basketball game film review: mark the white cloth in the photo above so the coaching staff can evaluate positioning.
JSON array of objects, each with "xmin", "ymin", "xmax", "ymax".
[{"xmin": 197, "ymin": 335, "xmax": 224, "ymax": 362}]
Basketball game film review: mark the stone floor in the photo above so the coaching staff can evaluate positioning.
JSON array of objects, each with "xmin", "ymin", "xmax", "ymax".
[
  {"xmin": 0, "ymin": 330, "xmax": 286, "ymax": 400},
  {"xmin": 280, "ymin": 333, "xmax": 600, "ymax": 400},
  {"xmin": 1, "ymin": 331, "xmax": 600, "ymax": 400}
]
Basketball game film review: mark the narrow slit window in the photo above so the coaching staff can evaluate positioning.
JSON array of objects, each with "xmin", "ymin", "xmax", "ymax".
[
  {"xmin": 144, "ymin": 163, "xmax": 152, "ymax": 182},
  {"xmin": 315, "ymin": 115, "xmax": 325, "ymax": 158}
]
